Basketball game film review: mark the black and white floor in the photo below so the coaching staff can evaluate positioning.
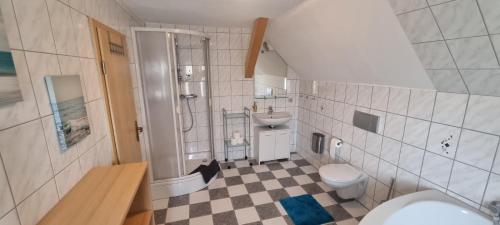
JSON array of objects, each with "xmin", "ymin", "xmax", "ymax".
[{"xmin": 154, "ymin": 154, "xmax": 369, "ymax": 225}]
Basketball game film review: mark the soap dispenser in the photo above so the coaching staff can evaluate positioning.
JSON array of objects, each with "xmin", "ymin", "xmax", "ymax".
[{"xmin": 252, "ymin": 101, "xmax": 257, "ymax": 112}]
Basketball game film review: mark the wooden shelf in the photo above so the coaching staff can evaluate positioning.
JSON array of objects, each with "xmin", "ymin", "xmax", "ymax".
[
  {"xmin": 37, "ymin": 162, "xmax": 152, "ymax": 225},
  {"xmin": 124, "ymin": 211, "xmax": 153, "ymax": 225}
]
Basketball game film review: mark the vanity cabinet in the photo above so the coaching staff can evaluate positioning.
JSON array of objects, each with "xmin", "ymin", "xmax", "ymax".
[{"xmin": 255, "ymin": 126, "xmax": 290, "ymax": 164}]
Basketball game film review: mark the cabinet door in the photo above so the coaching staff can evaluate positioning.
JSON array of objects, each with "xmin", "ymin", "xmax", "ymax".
[
  {"xmin": 275, "ymin": 131, "xmax": 290, "ymax": 159},
  {"xmin": 259, "ymin": 132, "xmax": 276, "ymax": 162}
]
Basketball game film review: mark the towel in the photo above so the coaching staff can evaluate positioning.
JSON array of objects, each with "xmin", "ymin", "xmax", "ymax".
[{"xmin": 189, "ymin": 160, "xmax": 220, "ymax": 183}]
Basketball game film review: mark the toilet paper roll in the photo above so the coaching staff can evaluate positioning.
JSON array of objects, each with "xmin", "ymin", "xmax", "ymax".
[{"xmin": 330, "ymin": 138, "xmax": 343, "ymax": 158}]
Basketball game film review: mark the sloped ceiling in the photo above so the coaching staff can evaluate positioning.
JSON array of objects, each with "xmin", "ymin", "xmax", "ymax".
[
  {"xmin": 266, "ymin": 0, "xmax": 435, "ymax": 89},
  {"xmin": 123, "ymin": 0, "xmax": 303, "ymax": 26}
]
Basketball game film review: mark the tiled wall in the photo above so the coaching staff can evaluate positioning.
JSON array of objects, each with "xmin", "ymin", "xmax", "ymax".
[
  {"xmin": 387, "ymin": 0, "xmax": 500, "ymax": 96},
  {"xmin": 145, "ymin": 22, "xmax": 300, "ymax": 162},
  {"xmin": 0, "ymin": 0, "xmax": 143, "ymax": 224},
  {"xmin": 175, "ymin": 32, "xmax": 212, "ymax": 165},
  {"xmin": 295, "ymin": 80, "xmax": 500, "ymax": 215}
]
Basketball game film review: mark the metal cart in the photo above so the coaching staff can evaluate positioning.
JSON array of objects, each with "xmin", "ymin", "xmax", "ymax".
[{"xmin": 222, "ymin": 107, "xmax": 252, "ymax": 168}]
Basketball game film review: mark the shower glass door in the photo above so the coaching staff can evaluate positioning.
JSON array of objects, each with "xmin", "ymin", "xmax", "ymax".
[{"xmin": 136, "ymin": 31, "xmax": 183, "ymax": 180}]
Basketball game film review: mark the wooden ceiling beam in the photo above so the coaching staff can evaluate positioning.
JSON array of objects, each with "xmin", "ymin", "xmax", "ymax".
[{"xmin": 245, "ymin": 17, "xmax": 269, "ymax": 78}]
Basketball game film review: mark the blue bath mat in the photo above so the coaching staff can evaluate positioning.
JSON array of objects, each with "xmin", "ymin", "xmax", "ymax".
[{"xmin": 280, "ymin": 194, "xmax": 334, "ymax": 225}]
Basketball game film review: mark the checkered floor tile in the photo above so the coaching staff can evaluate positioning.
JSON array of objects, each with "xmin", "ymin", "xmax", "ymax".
[{"xmin": 154, "ymin": 154, "xmax": 369, "ymax": 225}]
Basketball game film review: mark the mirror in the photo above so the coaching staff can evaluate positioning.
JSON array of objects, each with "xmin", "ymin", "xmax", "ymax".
[
  {"xmin": 0, "ymin": 9, "xmax": 22, "ymax": 107},
  {"xmin": 254, "ymin": 41, "xmax": 287, "ymax": 98},
  {"xmin": 45, "ymin": 75, "xmax": 90, "ymax": 151}
]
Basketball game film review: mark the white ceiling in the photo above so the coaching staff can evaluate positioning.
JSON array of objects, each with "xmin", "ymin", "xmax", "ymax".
[
  {"xmin": 123, "ymin": 0, "xmax": 304, "ymax": 26},
  {"xmin": 267, "ymin": 0, "xmax": 435, "ymax": 89}
]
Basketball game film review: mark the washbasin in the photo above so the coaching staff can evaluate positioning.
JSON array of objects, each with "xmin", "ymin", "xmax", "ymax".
[
  {"xmin": 253, "ymin": 112, "xmax": 291, "ymax": 127},
  {"xmin": 360, "ymin": 190, "xmax": 493, "ymax": 225}
]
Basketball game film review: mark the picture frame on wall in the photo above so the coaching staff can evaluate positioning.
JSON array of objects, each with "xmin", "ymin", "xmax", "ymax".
[
  {"xmin": 0, "ymin": 8, "xmax": 22, "ymax": 107},
  {"xmin": 45, "ymin": 75, "xmax": 91, "ymax": 151}
]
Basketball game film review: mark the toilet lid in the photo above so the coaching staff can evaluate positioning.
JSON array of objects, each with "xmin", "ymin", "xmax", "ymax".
[{"xmin": 319, "ymin": 164, "xmax": 362, "ymax": 183}]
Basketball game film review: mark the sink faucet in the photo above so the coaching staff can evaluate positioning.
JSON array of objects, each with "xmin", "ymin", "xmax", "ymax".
[
  {"xmin": 489, "ymin": 201, "xmax": 500, "ymax": 225},
  {"xmin": 268, "ymin": 106, "xmax": 273, "ymax": 115}
]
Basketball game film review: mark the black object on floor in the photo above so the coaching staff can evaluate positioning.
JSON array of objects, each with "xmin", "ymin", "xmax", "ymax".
[{"xmin": 190, "ymin": 160, "xmax": 221, "ymax": 183}]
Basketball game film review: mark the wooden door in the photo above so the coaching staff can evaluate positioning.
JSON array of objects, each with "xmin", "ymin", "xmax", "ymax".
[{"xmin": 90, "ymin": 19, "xmax": 142, "ymax": 164}]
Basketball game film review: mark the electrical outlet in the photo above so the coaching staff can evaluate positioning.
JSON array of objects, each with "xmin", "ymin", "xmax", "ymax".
[{"xmin": 440, "ymin": 135, "xmax": 454, "ymax": 154}]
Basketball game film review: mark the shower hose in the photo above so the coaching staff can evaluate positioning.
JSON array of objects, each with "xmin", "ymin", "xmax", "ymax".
[{"xmin": 182, "ymin": 98, "xmax": 194, "ymax": 132}]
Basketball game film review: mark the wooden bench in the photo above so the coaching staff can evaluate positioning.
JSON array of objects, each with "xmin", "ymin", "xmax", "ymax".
[{"xmin": 38, "ymin": 162, "xmax": 152, "ymax": 225}]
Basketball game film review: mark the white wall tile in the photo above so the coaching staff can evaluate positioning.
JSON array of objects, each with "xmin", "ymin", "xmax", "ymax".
[
  {"xmin": 41, "ymin": 115, "xmax": 79, "ymax": 174},
  {"xmin": 407, "ymin": 89, "xmax": 435, "ymax": 120},
  {"xmin": 25, "ymin": 52, "xmax": 61, "ymax": 116},
  {"xmin": 384, "ymin": 113, "xmax": 406, "ymax": 140},
  {"xmin": 456, "ymin": 129, "xmax": 499, "ymax": 170},
  {"xmin": 352, "ymin": 127, "xmax": 367, "ymax": 149},
  {"xmin": 461, "ymin": 69, "xmax": 500, "ymax": 96},
  {"xmin": 477, "ymin": 0, "xmax": 500, "ymax": 34},
  {"xmin": 447, "ymin": 36, "xmax": 499, "ymax": 69},
  {"xmin": 386, "ymin": 0, "xmax": 427, "ymax": 14},
  {"xmin": 12, "ymin": 0, "xmax": 56, "ymax": 53},
  {"xmin": 431, "ymin": 0, "xmax": 487, "ymax": 39},
  {"xmin": 46, "ymin": 0, "xmax": 78, "ymax": 56},
  {"xmin": 377, "ymin": 159, "xmax": 397, "ymax": 186},
  {"xmin": 374, "ymin": 181, "xmax": 389, "ymax": 203},
  {"xmin": 343, "ymin": 104, "xmax": 355, "ymax": 124},
  {"xmin": 420, "ymin": 151, "xmax": 453, "ymax": 187},
  {"xmin": 335, "ymin": 83, "xmax": 346, "ymax": 102},
  {"xmin": 350, "ymin": 147, "xmax": 364, "ymax": 169},
  {"xmin": 0, "ymin": 159, "xmax": 14, "ymax": 218},
  {"xmin": 426, "ymin": 122, "xmax": 461, "ymax": 158},
  {"xmin": 397, "ymin": 8, "xmax": 442, "ymax": 43},
  {"xmin": 464, "ymin": 95, "xmax": 500, "ymax": 135},
  {"xmin": 0, "ymin": 209, "xmax": 20, "ymax": 225},
  {"xmin": 398, "ymin": 144, "xmax": 425, "ymax": 175},
  {"xmin": 395, "ymin": 169, "xmax": 419, "ymax": 194},
  {"xmin": 0, "ymin": 120, "xmax": 53, "ymax": 204},
  {"xmin": 70, "ymin": 9, "xmax": 95, "ymax": 58},
  {"xmin": 448, "ymin": 162, "xmax": 489, "ymax": 203},
  {"xmin": 432, "ymin": 92, "xmax": 468, "ymax": 127},
  {"xmin": 0, "ymin": 0, "xmax": 22, "ymax": 49},
  {"xmin": 365, "ymin": 132, "xmax": 383, "ymax": 156},
  {"xmin": 403, "ymin": 118, "xmax": 430, "ymax": 148},
  {"xmin": 345, "ymin": 84, "xmax": 358, "ymax": 105},
  {"xmin": 54, "ymin": 160, "xmax": 82, "ymax": 197},
  {"xmin": 413, "ymin": 41, "xmax": 456, "ymax": 69},
  {"xmin": 426, "ymin": 69, "xmax": 468, "ymax": 94},
  {"xmin": 381, "ymin": 137, "xmax": 402, "ymax": 165},
  {"xmin": 483, "ymin": 173, "xmax": 500, "ymax": 207},
  {"xmin": 362, "ymin": 153, "xmax": 379, "ymax": 178},
  {"xmin": 17, "ymin": 180, "xmax": 59, "ymax": 225},
  {"xmin": 371, "ymin": 86, "xmax": 389, "ymax": 111},
  {"xmin": 356, "ymin": 85, "xmax": 372, "ymax": 108},
  {"xmin": 387, "ymin": 88, "xmax": 410, "ymax": 115}
]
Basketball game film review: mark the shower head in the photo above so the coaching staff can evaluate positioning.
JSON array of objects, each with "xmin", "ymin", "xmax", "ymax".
[{"xmin": 180, "ymin": 94, "xmax": 198, "ymax": 99}]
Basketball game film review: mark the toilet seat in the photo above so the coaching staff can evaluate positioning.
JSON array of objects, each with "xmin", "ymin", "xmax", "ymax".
[{"xmin": 319, "ymin": 164, "xmax": 363, "ymax": 185}]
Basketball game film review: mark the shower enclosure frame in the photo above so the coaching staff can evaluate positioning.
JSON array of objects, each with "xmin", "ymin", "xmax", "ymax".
[{"xmin": 131, "ymin": 27, "xmax": 215, "ymax": 188}]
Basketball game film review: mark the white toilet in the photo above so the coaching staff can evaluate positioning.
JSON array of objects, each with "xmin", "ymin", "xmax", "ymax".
[{"xmin": 319, "ymin": 138, "xmax": 368, "ymax": 199}]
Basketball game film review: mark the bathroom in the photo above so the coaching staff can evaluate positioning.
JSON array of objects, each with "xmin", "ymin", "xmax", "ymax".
[{"xmin": 0, "ymin": 0, "xmax": 500, "ymax": 224}]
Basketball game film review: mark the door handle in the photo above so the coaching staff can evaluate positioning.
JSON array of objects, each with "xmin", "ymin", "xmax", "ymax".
[{"xmin": 135, "ymin": 121, "xmax": 143, "ymax": 142}]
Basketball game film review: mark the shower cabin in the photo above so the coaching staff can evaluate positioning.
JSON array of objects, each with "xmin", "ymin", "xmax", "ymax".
[{"xmin": 132, "ymin": 27, "xmax": 214, "ymax": 199}]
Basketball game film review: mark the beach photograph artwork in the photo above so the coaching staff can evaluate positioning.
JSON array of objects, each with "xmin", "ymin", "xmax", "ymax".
[
  {"xmin": 0, "ymin": 9, "xmax": 22, "ymax": 107},
  {"xmin": 45, "ymin": 75, "xmax": 90, "ymax": 151}
]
